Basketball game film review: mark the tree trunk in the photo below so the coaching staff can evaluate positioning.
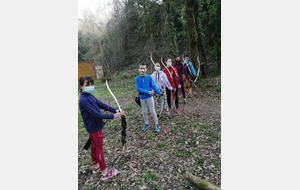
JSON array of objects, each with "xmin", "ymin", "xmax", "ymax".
[
  {"xmin": 194, "ymin": 0, "xmax": 208, "ymax": 77},
  {"xmin": 184, "ymin": 0, "xmax": 198, "ymax": 69},
  {"xmin": 186, "ymin": 171, "xmax": 220, "ymax": 190}
]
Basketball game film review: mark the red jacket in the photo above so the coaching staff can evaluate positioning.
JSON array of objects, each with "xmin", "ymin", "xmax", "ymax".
[{"xmin": 163, "ymin": 66, "xmax": 179, "ymax": 88}]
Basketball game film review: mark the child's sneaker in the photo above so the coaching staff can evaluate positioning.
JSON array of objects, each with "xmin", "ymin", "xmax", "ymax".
[
  {"xmin": 184, "ymin": 98, "xmax": 187, "ymax": 104},
  {"xmin": 92, "ymin": 165, "xmax": 101, "ymax": 174},
  {"xmin": 175, "ymin": 108, "xmax": 179, "ymax": 113},
  {"xmin": 142, "ymin": 124, "xmax": 149, "ymax": 131},
  {"xmin": 155, "ymin": 125, "xmax": 160, "ymax": 132},
  {"xmin": 167, "ymin": 116, "xmax": 171, "ymax": 120},
  {"xmin": 168, "ymin": 107, "xmax": 171, "ymax": 112},
  {"xmin": 188, "ymin": 94, "xmax": 192, "ymax": 98},
  {"xmin": 101, "ymin": 169, "xmax": 118, "ymax": 180}
]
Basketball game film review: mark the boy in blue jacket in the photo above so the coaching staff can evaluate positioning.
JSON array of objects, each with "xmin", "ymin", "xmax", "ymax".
[
  {"xmin": 135, "ymin": 64, "xmax": 165, "ymax": 132},
  {"xmin": 79, "ymin": 75, "xmax": 124, "ymax": 180}
]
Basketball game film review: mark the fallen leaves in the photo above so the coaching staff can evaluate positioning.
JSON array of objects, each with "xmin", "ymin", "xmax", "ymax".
[{"xmin": 78, "ymin": 76, "xmax": 221, "ymax": 189}]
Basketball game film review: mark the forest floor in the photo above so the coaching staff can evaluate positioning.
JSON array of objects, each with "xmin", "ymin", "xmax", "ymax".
[{"xmin": 78, "ymin": 71, "xmax": 221, "ymax": 190}]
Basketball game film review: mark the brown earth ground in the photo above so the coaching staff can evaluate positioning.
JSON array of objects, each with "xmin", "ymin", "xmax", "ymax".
[{"xmin": 78, "ymin": 74, "xmax": 221, "ymax": 190}]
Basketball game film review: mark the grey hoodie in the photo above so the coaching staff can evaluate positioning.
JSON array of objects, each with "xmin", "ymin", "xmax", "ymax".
[{"xmin": 151, "ymin": 71, "xmax": 173, "ymax": 91}]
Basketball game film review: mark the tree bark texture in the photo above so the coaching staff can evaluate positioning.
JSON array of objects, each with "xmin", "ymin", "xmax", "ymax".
[
  {"xmin": 186, "ymin": 171, "xmax": 221, "ymax": 190},
  {"xmin": 194, "ymin": 0, "xmax": 208, "ymax": 77},
  {"xmin": 184, "ymin": 0, "xmax": 198, "ymax": 71}
]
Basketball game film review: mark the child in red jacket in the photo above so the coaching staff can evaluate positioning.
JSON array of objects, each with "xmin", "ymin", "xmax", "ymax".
[
  {"xmin": 162, "ymin": 57, "xmax": 180, "ymax": 113},
  {"xmin": 174, "ymin": 56, "xmax": 190, "ymax": 104}
]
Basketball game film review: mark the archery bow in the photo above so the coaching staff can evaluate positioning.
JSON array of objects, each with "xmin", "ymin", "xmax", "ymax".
[
  {"xmin": 194, "ymin": 55, "xmax": 201, "ymax": 83},
  {"xmin": 182, "ymin": 55, "xmax": 197, "ymax": 89},
  {"xmin": 159, "ymin": 56, "xmax": 178, "ymax": 78},
  {"xmin": 160, "ymin": 57, "xmax": 173, "ymax": 79},
  {"xmin": 150, "ymin": 53, "xmax": 165, "ymax": 118},
  {"xmin": 161, "ymin": 56, "xmax": 179, "ymax": 109},
  {"xmin": 150, "ymin": 52, "xmax": 156, "ymax": 67},
  {"xmin": 182, "ymin": 55, "xmax": 192, "ymax": 75},
  {"xmin": 82, "ymin": 81, "xmax": 127, "ymax": 151},
  {"xmin": 106, "ymin": 80, "xmax": 127, "ymax": 166}
]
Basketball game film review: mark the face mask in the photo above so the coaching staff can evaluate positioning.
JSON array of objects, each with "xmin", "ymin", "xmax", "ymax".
[
  {"xmin": 139, "ymin": 69, "xmax": 146, "ymax": 75},
  {"xmin": 155, "ymin": 66, "xmax": 160, "ymax": 71},
  {"xmin": 84, "ymin": 86, "xmax": 95, "ymax": 94},
  {"xmin": 167, "ymin": 62, "xmax": 172, "ymax": 66}
]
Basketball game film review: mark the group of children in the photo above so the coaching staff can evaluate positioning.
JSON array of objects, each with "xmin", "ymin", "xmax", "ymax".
[
  {"xmin": 136, "ymin": 55, "xmax": 198, "ymax": 132},
  {"xmin": 78, "ymin": 55, "xmax": 198, "ymax": 180}
]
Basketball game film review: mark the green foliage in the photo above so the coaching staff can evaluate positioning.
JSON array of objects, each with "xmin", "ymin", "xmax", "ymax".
[
  {"xmin": 78, "ymin": 113, "xmax": 83, "ymax": 123},
  {"xmin": 210, "ymin": 160, "xmax": 221, "ymax": 169},
  {"xmin": 196, "ymin": 0, "xmax": 221, "ymax": 75},
  {"xmin": 206, "ymin": 130, "xmax": 221, "ymax": 144},
  {"xmin": 204, "ymin": 84, "xmax": 214, "ymax": 88},
  {"xmin": 177, "ymin": 139, "xmax": 185, "ymax": 144},
  {"xmin": 124, "ymin": 105, "xmax": 134, "ymax": 111},
  {"xmin": 112, "ymin": 71, "xmax": 137, "ymax": 81},
  {"xmin": 140, "ymin": 167, "xmax": 158, "ymax": 188},
  {"xmin": 78, "ymin": 32, "xmax": 89, "ymax": 61},
  {"xmin": 146, "ymin": 132, "xmax": 153, "ymax": 140},
  {"xmin": 189, "ymin": 131, "xmax": 196, "ymax": 139},
  {"xmin": 196, "ymin": 157, "xmax": 204, "ymax": 167},
  {"xmin": 190, "ymin": 121, "xmax": 209, "ymax": 131},
  {"xmin": 78, "ymin": 0, "xmax": 220, "ymax": 80},
  {"xmin": 156, "ymin": 142, "xmax": 166, "ymax": 148},
  {"xmin": 78, "ymin": 128, "xmax": 86, "ymax": 133},
  {"xmin": 170, "ymin": 128, "xmax": 178, "ymax": 135},
  {"xmin": 176, "ymin": 149, "xmax": 191, "ymax": 157},
  {"xmin": 216, "ymin": 86, "xmax": 221, "ymax": 92},
  {"xmin": 93, "ymin": 79, "xmax": 100, "ymax": 84},
  {"xmin": 144, "ymin": 171, "xmax": 156, "ymax": 180},
  {"xmin": 144, "ymin": 151, "xmax": 152, "ymax": 157}
]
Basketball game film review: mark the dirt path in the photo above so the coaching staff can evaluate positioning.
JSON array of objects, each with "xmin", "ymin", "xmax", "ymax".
[{"xmin": 78, "ymin": 76, "xmax": 221, "ymax": 190}]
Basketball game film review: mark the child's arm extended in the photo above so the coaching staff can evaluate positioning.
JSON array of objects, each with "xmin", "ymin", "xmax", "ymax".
[
  {"xmin": 82, "ymin": 99, "xmax": 115, "ymax": 119},
  {"xmin": 96, "ymin": 99, "xmax": 117, "ymax": 113}
]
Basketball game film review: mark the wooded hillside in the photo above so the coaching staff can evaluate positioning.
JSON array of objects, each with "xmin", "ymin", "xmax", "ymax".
[{"xmin": 78, "ymin": 0, "xmax": 220, "ymax": 78}]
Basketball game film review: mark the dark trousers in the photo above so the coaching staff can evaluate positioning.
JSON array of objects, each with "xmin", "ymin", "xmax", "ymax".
[
  {"xmin": 179, "ymin": 80, "xmax": 186, "ymax": 98},
  {"xmin": 166, "ymin": 86, "xmax": 178, "ymax": 108}
]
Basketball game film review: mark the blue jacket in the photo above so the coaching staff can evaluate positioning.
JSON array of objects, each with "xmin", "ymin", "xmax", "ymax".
[
  {"xmin": 135, "ymin": 74, "xmax": 161, "ymax": 99},
  {"xmin": 183, "ymin": 61, "xmax": 196, "ymax": 76},
  {"xmin": 79, "ymin": 92, "xmax": 117, "ymax": 133}
]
